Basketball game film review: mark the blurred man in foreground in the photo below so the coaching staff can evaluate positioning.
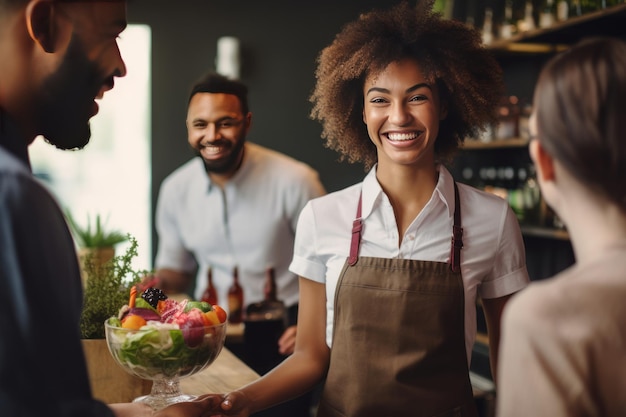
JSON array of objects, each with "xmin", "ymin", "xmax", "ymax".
[{"xmin": 0, "ymin": 1, "xmax": 154, "ymax": 415}]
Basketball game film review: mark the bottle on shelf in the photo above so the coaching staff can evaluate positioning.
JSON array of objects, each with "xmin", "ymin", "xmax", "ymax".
[
  {"xmin": 500, "ymin": 0, "xmax": 517, "ymax": 39},
  {"xmin": 580, "ymin": 0, "xmax": 600, "ymax": 13},
  {"xmin": 495, "ymin": 95, "xmax": 520, "ymax": 140},
  {"xmin": 200, "ymin": 267, "xmax": 218, "ymax": 305},
  {"xmin": 245, "ymin": 267, "xmax": 287, "ymax": 325},
  {"xmin": 556, "ymin": 0, "xmax": 570, "ymax": 20},
  {"xmin": 466, "ymin": 13, "xmax": 475, "ymax": 28},
  {"xmin": 243, "ymin": 267, "xmax": 288, "ymax": 375},
  {"xmin": 518, "ymin": 101, "xmax": 533, "ymax": 141},
  {"xmin": 519, "ymin": 1, "xmax": 536, "ymax": 32},
  {"xmin": 570, "ymin": 0, "xmax": 583, "ymax": 16},
  {"xmin": 540, "ymin": 0, "xmax": 557, "ymax": 28},
  {"xmin": 482, "ymin": 7, "xmax": 494, "ymax": 45},
  {"xmin": 227, "ymin": 266, "xmax": 244, "ymax": 324}
]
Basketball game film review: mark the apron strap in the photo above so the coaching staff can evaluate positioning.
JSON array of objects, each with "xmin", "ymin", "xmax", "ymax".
[
  {"xmin": 450, "ymin": 182, "xmax": 464, "ymax": 272},
  {"xmin": 349, "ymin": 182, "xmax": 463, "ymax": 271},
  {"xmin": 348, "ymin": 193, "xmax": 363, "ymax": 266}
]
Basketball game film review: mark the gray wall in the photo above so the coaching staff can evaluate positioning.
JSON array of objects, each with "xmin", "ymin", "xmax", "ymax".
[{"xmin": 126, "ymin": 0, "xmax": 408, "ymax": 263}]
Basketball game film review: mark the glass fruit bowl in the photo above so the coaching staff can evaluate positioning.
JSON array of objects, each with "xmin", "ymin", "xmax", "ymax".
[{"xmin": 104, "ymin": 319, "xmax": 227, "ymax": 410}]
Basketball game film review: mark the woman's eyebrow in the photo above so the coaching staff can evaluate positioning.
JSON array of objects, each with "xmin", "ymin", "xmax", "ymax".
[{"xmin": 366, "ymin": 83, "xmax": 432, "ymax": 95}]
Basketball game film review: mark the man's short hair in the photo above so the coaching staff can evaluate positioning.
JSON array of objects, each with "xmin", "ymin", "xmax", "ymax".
[{"xmin": 188, "ymin": 72, "xmax": 249, "ymax": 114}]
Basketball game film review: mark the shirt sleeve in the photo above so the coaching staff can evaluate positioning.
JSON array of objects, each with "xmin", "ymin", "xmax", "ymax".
[
  {"xmin": 480, "ymin": 204, "xmax": 530, "ymax": 299},
  {"xmin": 154, "ymin": 179, "xmax": 197, "ymax": 273},
  {"xmin": 286, "ymin": 166, "xmax": 326, "ymax": 233},
  {"xmin": 289, "ymin": 201, "xmax": 327, "ymax": 283},
  {"xmin": 0, "ymin": 173, "xmax": 115, "ymax": 417}
]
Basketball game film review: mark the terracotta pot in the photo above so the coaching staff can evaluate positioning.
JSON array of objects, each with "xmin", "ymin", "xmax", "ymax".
[
  {"xmin": 82, "ymin": 338, "xmax": 152, "ymax": 404},
  {"xmin": 78, "ymin": 247, "xmax": 115, "ymax": 286}
]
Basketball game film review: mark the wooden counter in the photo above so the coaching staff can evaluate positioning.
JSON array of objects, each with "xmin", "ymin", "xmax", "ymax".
[{"xmin": 181, "ymin": 347, "xmax": 260, "ymax": 395}]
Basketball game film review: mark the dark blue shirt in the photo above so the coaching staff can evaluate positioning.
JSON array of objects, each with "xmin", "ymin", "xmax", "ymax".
[{"xmin": 0, "ymin": 110, "xmax": 113, "ymax": 416}]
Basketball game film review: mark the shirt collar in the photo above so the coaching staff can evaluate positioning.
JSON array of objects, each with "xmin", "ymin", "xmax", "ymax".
[
  {"xmin": 360, "ymin": 164, "xmax": 456, "ymax": 220},
  {"xmin": 360, "ymin": 165, "xmax": 383, "ymax": 220},
  {"xmin": 434, "ymin": 165, "xmax": 456, "ymax": 219}
]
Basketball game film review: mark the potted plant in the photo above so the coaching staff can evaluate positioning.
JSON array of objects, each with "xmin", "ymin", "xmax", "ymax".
[
  {"xmin": 65, "ymin": 210, "xmax": 128, "ymax": 281},
  {"xmin": 80, "ymin": 235, "xmax": 153, "ymax": 403}
]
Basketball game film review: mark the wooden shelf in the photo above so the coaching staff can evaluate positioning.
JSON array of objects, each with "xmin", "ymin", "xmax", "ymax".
[
  {"xmin": 462, "ymin": 137, "xmax": 529, "ymax": 150},
  {"xmin": 475, "ymin": 332, "xmax": 489, "ymax": 346},
  {"xmin": 487, "ymin": 4, "xmax": 626, "ymax": 53},
  {"xmin": 521, "ymin": 225, "xmax": 570, "ymax": 241}
]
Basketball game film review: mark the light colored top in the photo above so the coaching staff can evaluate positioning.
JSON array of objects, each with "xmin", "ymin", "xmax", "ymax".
[
  {"xmin": 497, "ymin": 244, "xmax": 626, "ymax": 417},
  {"xmin": 289, "ymin": 165, "xmax": 529, "ymax": 360},
  {"xmin": 155, "ymin": 142, "xmax": 326, "ymax": 309}
]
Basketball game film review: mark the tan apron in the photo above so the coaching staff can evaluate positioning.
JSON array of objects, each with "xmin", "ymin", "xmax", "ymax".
[{"xmin": 317, "ymin": 183, "xmax": 477, "ymax": 417}]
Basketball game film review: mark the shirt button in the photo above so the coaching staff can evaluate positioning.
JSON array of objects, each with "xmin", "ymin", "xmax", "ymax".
[{"xmin": 406, "ymin": 234, "xmax": 415, "ymax": 241}]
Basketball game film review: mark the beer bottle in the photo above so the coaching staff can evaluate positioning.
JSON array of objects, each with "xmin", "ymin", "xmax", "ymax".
[
  {"xmin": 200, "ymin": 267, "xmax": 218, "ymax": 305},
  {"xmin": 227, "ymin": 266, "xmax": 244, "ymax": 324}
]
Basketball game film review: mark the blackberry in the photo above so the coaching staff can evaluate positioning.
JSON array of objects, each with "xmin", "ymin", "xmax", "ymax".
[{"xmin": 141, "ymin": 287, "xmax": 167, "ymax": 308}]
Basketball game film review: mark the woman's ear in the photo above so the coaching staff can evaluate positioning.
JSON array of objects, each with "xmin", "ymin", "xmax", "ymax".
[
  {"xmin": 25, "ymin": 0, "xmax": 56, "ymax": 53},
  {"xmin": 529, "ymin": 139, "xmax": 556, "ymax": 182}
]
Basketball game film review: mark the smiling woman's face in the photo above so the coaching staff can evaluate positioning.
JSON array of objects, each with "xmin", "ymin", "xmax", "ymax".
[{"xmin": 362, "ymin": 58, "xmax": 446, "ymax": 169}]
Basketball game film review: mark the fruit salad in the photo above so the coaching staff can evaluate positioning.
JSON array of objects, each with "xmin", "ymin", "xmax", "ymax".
[{"xmin": 105, "ymin": 287, "xmax": 228, "ymax": 379}]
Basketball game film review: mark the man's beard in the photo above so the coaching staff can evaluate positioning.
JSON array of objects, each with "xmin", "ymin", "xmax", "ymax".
[
  {"xmin": 198, "ymin": 136, "xmax": 246, "ymax": 174},
  {"xmin": 37, "ymin": 35, "xmax": 102, "ymax": 151}
]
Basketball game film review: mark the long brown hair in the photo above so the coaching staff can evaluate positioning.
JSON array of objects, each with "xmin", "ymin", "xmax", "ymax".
[{"xmin": 534, "ymin": 37, "xmax": 626, "ymax": 211}]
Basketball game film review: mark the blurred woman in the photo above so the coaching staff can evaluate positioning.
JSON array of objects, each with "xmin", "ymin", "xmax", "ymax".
[{"xmin": 497, "ymin": 37, "xmax": 626, "ymax": 416}]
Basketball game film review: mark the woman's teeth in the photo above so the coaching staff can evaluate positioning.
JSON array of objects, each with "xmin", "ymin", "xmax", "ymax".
[{"xmin": 387, "ymin": 132, "xmax": 419, "ymax": 141}]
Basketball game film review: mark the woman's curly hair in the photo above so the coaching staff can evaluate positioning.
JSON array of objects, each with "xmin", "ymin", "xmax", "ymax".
[{"xmin": 310, "ymin": 0, "xmax": 503, "ymax": 170}]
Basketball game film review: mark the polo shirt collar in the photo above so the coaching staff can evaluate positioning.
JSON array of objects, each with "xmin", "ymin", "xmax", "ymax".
[{"xmin": 360, "ymin": 164, "xmax": 456, "ymax": 220}]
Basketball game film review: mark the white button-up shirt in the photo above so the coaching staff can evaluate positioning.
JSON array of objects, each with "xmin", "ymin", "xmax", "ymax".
[
  {"xmin": 155, "ymin": 142, "xmax": 326, "ymax": 310},
  {"xmin": 290, "ymin": 165, "xmax": 529, "ymax": 359}
]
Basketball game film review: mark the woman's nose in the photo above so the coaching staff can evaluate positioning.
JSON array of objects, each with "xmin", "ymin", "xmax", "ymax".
[{"xmin": 388, "ymin": 102, "xmax": 412, "ymax": 126}]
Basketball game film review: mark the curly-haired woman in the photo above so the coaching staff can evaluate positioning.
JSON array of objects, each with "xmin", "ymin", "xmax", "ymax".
[{"xmin": 164, "ymin": 2, "xmax": 530, "ymax": 417}]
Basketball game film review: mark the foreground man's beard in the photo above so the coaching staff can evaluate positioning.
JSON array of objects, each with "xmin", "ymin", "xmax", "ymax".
[{"xmin": 37, "ymin": 35, "xmax": 103, "ymax": 151}]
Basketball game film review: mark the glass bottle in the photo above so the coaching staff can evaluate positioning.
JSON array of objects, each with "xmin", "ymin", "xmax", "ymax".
[
  {"xmin": 500, "ymin": 1, "xmax": 517, "ymax": 39},
  {"xmin": 580, "ymin": 0, "xmax": 599, "ymax": 13},
  {"xmin": 557, "ymin": 0, "xmax": 570, "ymax": 20},
  {"xmin": 570, "ymin": 0, "xmax": 582, "ymax": 16},
  {"xmin": 227, "ymin": 266, "xmax": 244, "ymax": 324},
  {"xmin": 540, "ymin": 0, "xmax": 557, "ymax": 28},
  {"xmin": 482, "ymin": 7, "xmax": 494, "ymax": 45},
  {"xmin": 520, "ymin": 1, "xmax": 536, "ymax": 32},
  {"xmin": 246, "ymin": 268, "xmax": 287, "ymax": 322},
  {"xmin": 243, "ymin": 267, "xmax": 287, "ymax": 375},
  {"xmin": 495, "ymin": 95, "xmax": 519, "ymax": 140},
  {"xmin": 200, "ymin": 267, "xmax": 218, "ymax": 305}
]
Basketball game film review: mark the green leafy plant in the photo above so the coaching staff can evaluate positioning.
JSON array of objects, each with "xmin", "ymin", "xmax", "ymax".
[
  {"xmin": 80, "ymin": 235, "xmax": 152, "ymax": 339},
  {"xmin": 65, "ymin": 209, "xmax": 128, "ymax": 248}
]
